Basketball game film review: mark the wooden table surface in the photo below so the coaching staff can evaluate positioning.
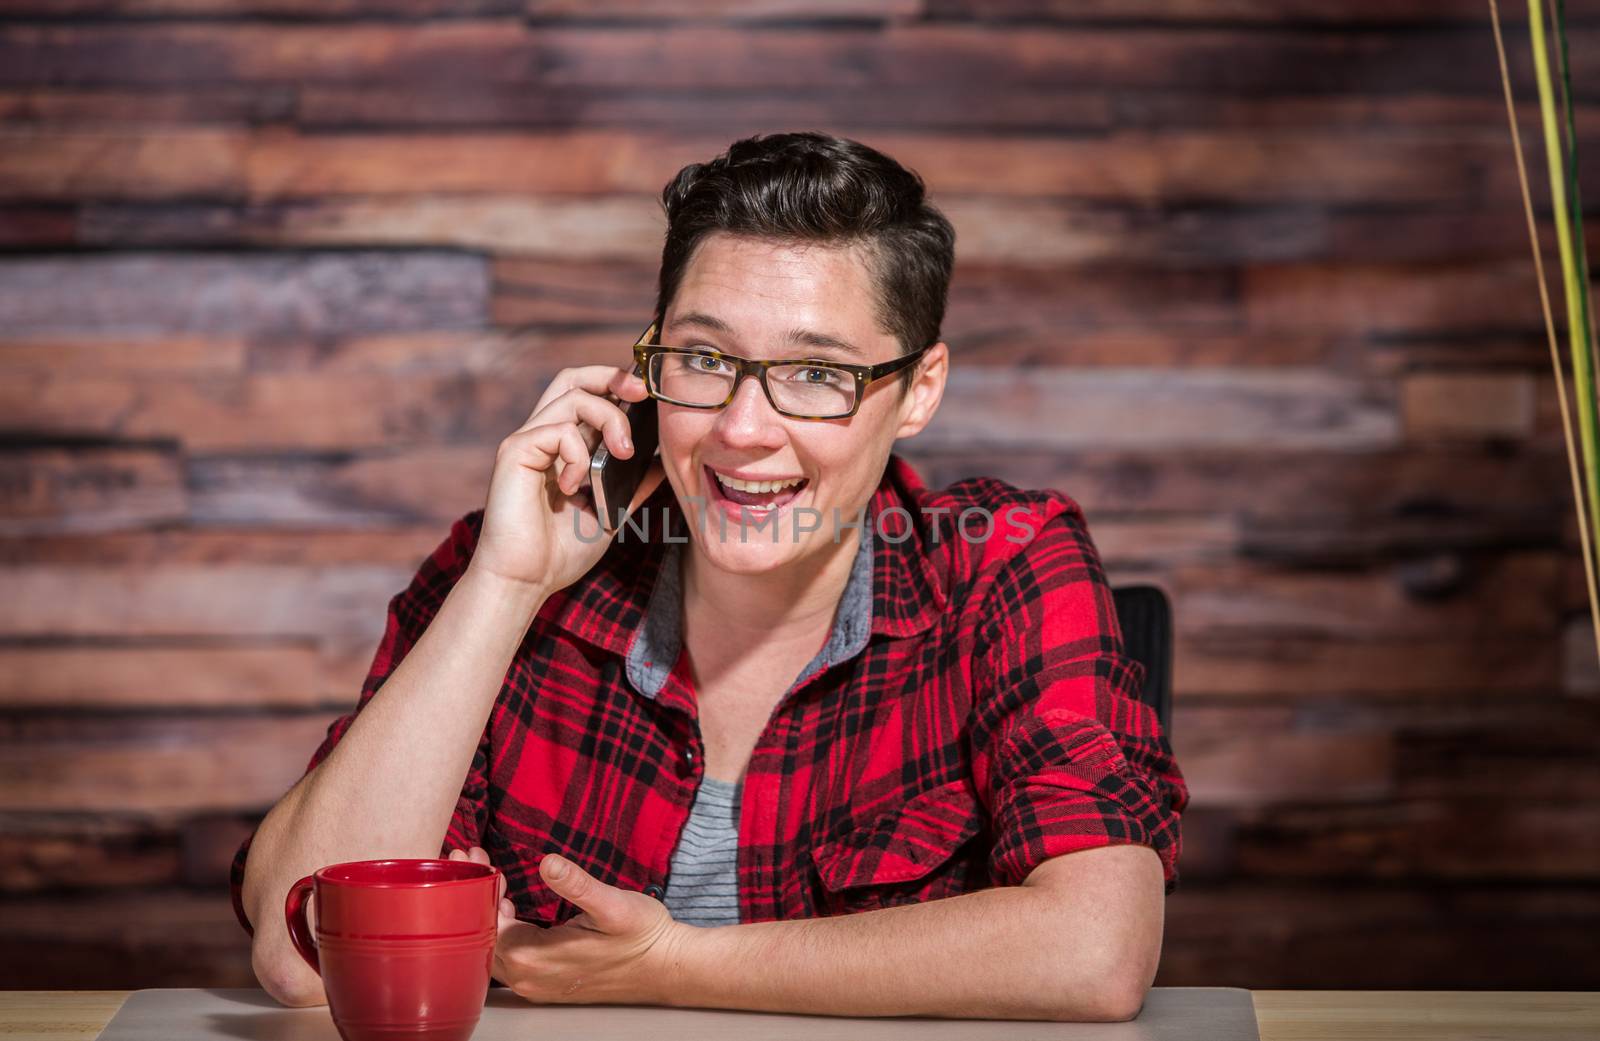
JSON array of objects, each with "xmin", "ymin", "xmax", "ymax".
[{"xmin": 2, "ymin": 990, "xmax": 1596, "ymax": 1040}]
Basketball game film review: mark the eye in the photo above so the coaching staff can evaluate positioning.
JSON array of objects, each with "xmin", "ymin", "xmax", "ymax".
[
  {"xmin": 690, "ymin": 353, "xmax": 731, "ymax": 374},
  {"xmin": 792, "ymin": 366, "xmax": 844, "ymax": 385}
]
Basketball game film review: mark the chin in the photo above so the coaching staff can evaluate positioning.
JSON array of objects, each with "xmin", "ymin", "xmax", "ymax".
[{"xmin": 688, "ymin": 528, "xmax": 806, "ymax": 575}]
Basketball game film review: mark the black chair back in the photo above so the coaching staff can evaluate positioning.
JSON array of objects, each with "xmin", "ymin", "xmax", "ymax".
[{"xmin": 1110, "ymin": 585, "xmax": 1173, "ymax": 736}]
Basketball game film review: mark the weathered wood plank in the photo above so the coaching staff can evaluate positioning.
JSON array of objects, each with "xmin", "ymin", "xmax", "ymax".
[
  {"xmin": 0, "ymin": 371, "xmax": 533, "ymax": 450},
  {"xmin": 918, "ymin": 369, "xmax": 1400, "ymax": 451},
  {"xmin": 82, "ymin": 195, "xmax": 668, "ymax": 257},
  {"xmin": 12, "ymin": 0, "xmax": 1591, "ymax": 22},
  {"xmin": 946, "ymin": 330, "xmax": 1343, "ymax": 368},
  {"xmin": 296, "ymin": 83, "xmax": 1111, "ymax": 133},
  {"xmin": 1156, "ymin": 550, "xmax": 1565, "ymax": 639},
  {"xmin": 0, "ymin": 889, "xmax": 254, "ymax": 989},
  {"xmin": 2, "ymin": 127, "xmax": 1549, "ymax": 204},
  {"xmin": 1233, "ymin": 801, "xmax": 1600, "ymax": 880},
  {"xmin": 0, "ymin": 524, "xmax": 448, "ymax": 566},
  {"xmin": 0, "ymin": 86, "xmax": 293, "ymax": 124},
  {"xmin": 903, "ymin": 446, "xmax": 1570, "ymax": 520},
  {"xmin": 0, "ymin": 129, "xmax": 244, "ymax": 202},
  {"xmin": 0, "ymin": 714, "xmax": 339, "ymax": 812},
  {"xmin": 0, "ymin": 446, "xmax": 187, "ymax": 536},
  {"xmin": 1565, "ymin": 615, "xmax": 1600, "ymax": 696},
  {"xmin": 0, "ymin": 0, "xmax": 522, "ymax": 14},
  {"xmin": 926, "ymin": 0, "xmax": 1600, "ymax": 23},
  {"xmin": 1236, "ymin": 507, "xmax": 1565, "ymax": 567},
  {"xmin": 5, "ymin": 24, "xmax": 1582, "ymax": 95},
  {"xmin": 1176, "ymin": 633, "xmax": 1561, "ymax": 697},
  {"xmin": 1366, "ymin": 334, "xmax": 1558, "ymax": 375},
  {"xmin": 491, "ymin": 257, "xmax": 656, "ymax": 326},
  {"xmin": 186, "ymin": 444, "xmax": 494, "ymax": 526},
  {"xmin": 291, "ymin": 84, "xmax": 1600, "ymax": 135},
  {"xmin": 0, "ymin": 335, "xmax": 246, "ymax": 373},
  {"xmin": 1173, "ymin": 717, "xmax": 1395, "ymax": 807},
  {"xmin": 1160, "ymin": 881, "xmax": 1600, "ymax": 989},
  {"xmin": 0, "ymin": 252, "xmax": 489, "ymax": 337},
  {"xmin": 0, "ymin": 564, "xmax": 407, "ymax": 640},
  {"xmin": 1245, "ymin": 262, "xmax": 1548, "ymax": 336},
  {"xmin": 1087, "ymin": 515, "xmax": 1239, "ymax": 566},
  {"xmin": 72, "ymin": 194, "xmax": 1590, "ymax": 268},
  {"xmin": 244, "ymin": 129, "xmax": 1539, "ymax": 204},
  {"xmin": 0, "ymin": 814, "xmax": 182, "ymax": 892},
  {"xmin": 0, "ymin": 643, "xmax": 368, "ymax": 709},
  {"xmin": 0, "ymin": 206, "xmax": 74, "ymax": 247},
  {"xmin": 1396, "ymin": 716, "xmax": 1600, "ymax": 801},
  {"xmin": 1402, "ymin": 372, "xmax": 1539, "ymax": 441}
]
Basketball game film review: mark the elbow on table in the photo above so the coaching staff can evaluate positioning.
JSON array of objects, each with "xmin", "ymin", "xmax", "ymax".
[
  {"xmin": 1083, "ymin": 967, "xmax": 1150, "ymax": 1023},
  {"xmin": 1044, "ymin": 966, "xmax": 1149, "ymax": 1023},
  {"xmin": 252, "ymin": 941, "xmax": 328, "ymax": 1009},
  {"xmin": 1093, "ymin": 979, "xmax": 1148, "ymax": 1023}
]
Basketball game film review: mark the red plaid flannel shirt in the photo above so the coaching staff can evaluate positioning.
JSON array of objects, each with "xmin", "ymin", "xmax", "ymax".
[{"xmin": 231, "ymin": 454, "xmax": 1187, "ymax": 933}]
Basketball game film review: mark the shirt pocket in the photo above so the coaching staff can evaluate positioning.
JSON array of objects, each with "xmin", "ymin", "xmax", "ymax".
[{"xmin": 809, "ymin": 778, "xmax": 987, "ymax": 916}]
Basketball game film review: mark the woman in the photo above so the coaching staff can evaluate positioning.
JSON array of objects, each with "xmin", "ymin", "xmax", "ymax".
[{"xmin": 232, "ymin": 132, "xmax": 1188, "ymax": 1021}]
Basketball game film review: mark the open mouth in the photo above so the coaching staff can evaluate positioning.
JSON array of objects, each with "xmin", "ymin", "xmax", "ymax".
[{"xmin": 704, "ymin": 464, "xmax": 810, "ymax": 511}]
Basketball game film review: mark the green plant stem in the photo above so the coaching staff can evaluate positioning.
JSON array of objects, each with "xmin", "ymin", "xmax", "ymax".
[{"xmin": 1529, "ymin": 0, "xmax": 1600, "ymax": 581}]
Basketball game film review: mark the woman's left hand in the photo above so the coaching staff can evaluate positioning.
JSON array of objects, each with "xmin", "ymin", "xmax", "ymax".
[{"xmin": 447, "ymin": 846, "xmax": 692, "ymax": 1005}]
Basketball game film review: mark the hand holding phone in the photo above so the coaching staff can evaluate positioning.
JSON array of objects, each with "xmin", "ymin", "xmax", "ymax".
[
  {"xmin": 590, "ymin": 374, "xmax": 661, "ymax": 531},
  {"xmin": 468, "ymin": 324, "xmax": 665, "ymax": 597}
]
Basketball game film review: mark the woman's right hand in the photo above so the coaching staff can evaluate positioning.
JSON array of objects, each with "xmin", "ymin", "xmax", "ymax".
[{"xmin": 468, "ymin": 365, "xmax": 667, "ymax": 598}]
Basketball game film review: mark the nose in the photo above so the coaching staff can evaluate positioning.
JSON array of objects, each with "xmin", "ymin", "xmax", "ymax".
[{"xmin": 711, "ymin": 372, "xmax": 787, "ymax": 448}]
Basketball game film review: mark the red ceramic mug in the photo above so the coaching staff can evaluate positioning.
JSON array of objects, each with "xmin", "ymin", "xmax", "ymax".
[{"xmin": 285, "ymin": 859, "xmax": 500, "ymax": 1041}]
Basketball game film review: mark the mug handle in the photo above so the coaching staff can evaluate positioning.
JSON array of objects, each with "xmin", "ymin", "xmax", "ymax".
[{"xmin": 284, "ymin": 874, "xmax": 321, "ymax": 976}]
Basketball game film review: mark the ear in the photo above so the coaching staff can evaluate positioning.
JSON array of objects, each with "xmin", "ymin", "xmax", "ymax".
[{"xmin": 892, "ymin": 341, "xmax": 948, "ymax": 441}]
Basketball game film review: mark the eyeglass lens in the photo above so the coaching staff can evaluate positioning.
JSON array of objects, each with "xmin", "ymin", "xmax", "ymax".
[{"xmin": 649, "ymin": 352, "xmax": 855, "ymax": 417}]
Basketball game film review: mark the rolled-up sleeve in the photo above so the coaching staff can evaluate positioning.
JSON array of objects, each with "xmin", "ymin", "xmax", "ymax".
[
  {"xmin": 968, "ymin": 496, "xmax": 1188, "ymax": 896},
  {"xmin": 229, "ymin": 510, "xmax": 490, "ymax": 936}
]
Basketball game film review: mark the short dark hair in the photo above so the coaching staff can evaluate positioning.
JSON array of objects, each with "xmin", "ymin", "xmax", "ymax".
[{"xmin": 653, "ymin": 131, "xmax": 955, "ymax": 397}]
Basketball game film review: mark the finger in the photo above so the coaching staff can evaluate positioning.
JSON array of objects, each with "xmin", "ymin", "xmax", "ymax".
[
  {"xmin": 609, "ymin": 368, "xmax": 650, "ymax": 403},
  {"xmin": 539, "ymin": 854, "xmax": 635, "ymax": 934},
  {"xmin": 500, "ymin": 898, "xmax": 516, "ymax": 919},
  {"xmin": 448, "ymin": 848, "xmax": 466, "ymax": 861},
  {"xmin": 467, "ymin": 846, "xmax": 491, "ymax": 865},
  {"xmin": 498, "ymin": 424, "xmax": 567, "ymax": 475},
  {"xmin": 531, "ymin": 365, "xmax": 641, "ymax": 422},
  {"xmin": 515, "ymin": 422, "xmax": 591, "ymax": 496},
  {"xmin": 521, "ymin": 388, "xmax": 635, "ymax": 463},
  {"xmin": 553, "ymin": 423, "xmax": 593, "ymax": 496}
]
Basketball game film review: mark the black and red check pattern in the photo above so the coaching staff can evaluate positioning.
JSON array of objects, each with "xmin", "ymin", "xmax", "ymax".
[{"xmin": 231, "ymin": 454, "xmax": 1187, "ymax": 933}]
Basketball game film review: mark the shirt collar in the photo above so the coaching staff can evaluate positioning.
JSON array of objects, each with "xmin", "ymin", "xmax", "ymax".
[
  {"xmin": 535, "ymin": 454, "xmax": 950, "ymax": 685},
  {"xmin": 624, "ymin": 516, "xmax": 876, "ymax": 701}
]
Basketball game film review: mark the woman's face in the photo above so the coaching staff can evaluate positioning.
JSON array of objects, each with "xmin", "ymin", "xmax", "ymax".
[{"xmin": 655, "ymin": 232, "xmax": 946, "ymax": 577}]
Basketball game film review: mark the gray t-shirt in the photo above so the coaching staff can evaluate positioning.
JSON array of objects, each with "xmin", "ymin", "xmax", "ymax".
[{"xmin": 662, "ymin": 774, "xmax": 742, "ymax": 927}]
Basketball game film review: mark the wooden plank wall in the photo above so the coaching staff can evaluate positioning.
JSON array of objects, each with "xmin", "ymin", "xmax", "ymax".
[{"xmin": 2, "ymin": 0, "xmax": 1598, "ymax": 992}]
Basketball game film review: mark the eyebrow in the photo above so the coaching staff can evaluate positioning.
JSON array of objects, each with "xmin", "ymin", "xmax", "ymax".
[{"xmin": 665, "ymin": 312, "xmax": 866, "ymax": 360}]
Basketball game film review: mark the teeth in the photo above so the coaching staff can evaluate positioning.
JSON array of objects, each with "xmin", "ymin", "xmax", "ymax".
[{"xmin": 714, "ymin": 471, "xmax": 805, "ymax": 495}]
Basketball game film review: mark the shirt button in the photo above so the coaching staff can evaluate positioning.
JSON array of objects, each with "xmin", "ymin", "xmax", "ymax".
[{"xmin": 644, "ymin": 884, "xmax": 664, "ymax": 899}]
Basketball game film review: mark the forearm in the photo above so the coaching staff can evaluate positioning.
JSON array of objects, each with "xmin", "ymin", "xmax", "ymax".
[
  {"xmin": 663, "ymin": 884, "xmax": 1128, "ymax": 1022},
  {"xmin": 243, "ymin": 567, "xmax": 547, "ymax": 989}
]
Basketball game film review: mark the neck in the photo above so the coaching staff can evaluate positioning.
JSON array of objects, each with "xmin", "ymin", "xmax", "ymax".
[{"xmin": 681, "ymin": 530, "xmax": 862, "ymax": 657}]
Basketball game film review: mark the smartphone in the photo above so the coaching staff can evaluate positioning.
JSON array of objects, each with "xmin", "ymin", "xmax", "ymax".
[{"xmin": 589, "ymin": 322, "xmax": 661, "ymax": 531}]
